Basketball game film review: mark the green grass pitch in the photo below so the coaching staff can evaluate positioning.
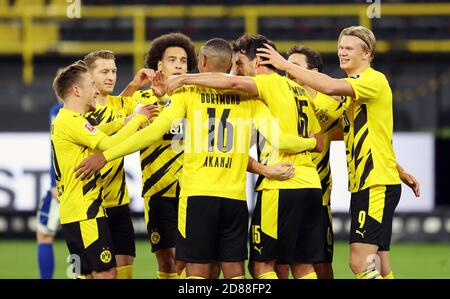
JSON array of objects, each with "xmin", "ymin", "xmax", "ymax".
[{"xmin": 1, "ymin": 240, "xmax": 449, "ymax": 279}]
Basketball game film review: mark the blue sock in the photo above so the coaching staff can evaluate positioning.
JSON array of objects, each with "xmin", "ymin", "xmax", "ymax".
[{"xmin": 38, "ymin": 243, "xmax": 54, "ymax": 279}]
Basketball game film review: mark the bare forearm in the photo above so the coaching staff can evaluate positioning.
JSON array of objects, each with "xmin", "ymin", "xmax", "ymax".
[
  {"xmin": 182, "ymin": 73, "xmax": 259, "ymax": 96},
  {"xmin": 120, "ymin": 82, "xmax": 140, "ymax": 97},
  {"xmin": 247, "ymin": 156, "xmax": 267, "ymax": 176},
  {"xmin": 284, "ymin": 64, "xmax": 353, "ymax": 97}
]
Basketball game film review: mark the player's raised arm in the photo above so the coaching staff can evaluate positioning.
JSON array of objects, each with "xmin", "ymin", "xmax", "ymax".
[
  {"xmin": 120, "ymin": 68, "xmax": 155, "ymax": 96},
  {"xmin": 257, "ymin": 43, "xmax": 354, "ymax": 98},
  {"xmin": 166, "ymin": 73, "xmax": 259, "ymax": 97}
]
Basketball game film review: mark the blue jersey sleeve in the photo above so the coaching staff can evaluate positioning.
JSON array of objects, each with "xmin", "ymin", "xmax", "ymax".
[{"xmin": 49, "ymin": 103, "xmax": 63, "ymax": 188}]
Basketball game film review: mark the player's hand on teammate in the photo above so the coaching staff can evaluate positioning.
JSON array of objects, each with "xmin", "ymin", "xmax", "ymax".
[
  {"xmin": 256, "ymin": 43, "xmax": 290, "ymax": 72},
  {"xmin": 136, "ymin": 104, "xmax": 159, "ymax": 119},
  {"xmin": 399, "ymin": 169, "xmax": 421, "ymax": 197},
  {"xmin": 74, "ymin": 153, "xmax": 107, "ymax": 180},
  {"xmin": 166, "ymin": 74, "xmax": 185, "ymax": 95},
  {"xmin": 130, "ymin": 68, "xmax": 155, "ymax": 89},
  {"xmin": 309, "ymin": 132, "xmax": 324, "ymax": 153},
  {"xmin": 151, "ymin": 70, "xmax": 167, "ymax": 97},
  {"xmin": 264, "ymin": 162, "xmax": 295, "ymax": 181}
]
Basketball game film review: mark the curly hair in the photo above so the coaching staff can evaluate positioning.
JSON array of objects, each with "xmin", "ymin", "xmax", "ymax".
[
  {"xmin": 232, "ymin": 34, "xmax": 277, "ymax": 71},
  {"xmin": 144, "ymin": 33, "xmax": 197, "ymax": 72}
]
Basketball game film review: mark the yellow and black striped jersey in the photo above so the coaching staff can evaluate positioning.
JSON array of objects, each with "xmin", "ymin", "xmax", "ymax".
[
  {"xmin": 342, "ymin": 67, "xmax": 400, "ymax": 192},
  {"xmin": 133, "ymin": 89, "xmax": 183, "ymax": 199},
  {"xmin": 252, "ymin": 73, "xmax": 322, "ymax": 190},
  {"xmin": 51, "ymin": 108, "xmax": 106, "ymax": 224},
  {"xmin": 103, "ymin": 85, "xmax": 316, "ymax": 201},
  {"xmin": 84, "ymin": 95, "xmax": 136, "ymax": 208},
  {"xmin": 311, "ymin": 92, "xmax": 344, "ymax": 205}
]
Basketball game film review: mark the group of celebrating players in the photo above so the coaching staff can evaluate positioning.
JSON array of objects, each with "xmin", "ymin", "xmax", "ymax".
[{"xmin": 36, "ymin": 26, "xmax": 421, "ymax": 279}]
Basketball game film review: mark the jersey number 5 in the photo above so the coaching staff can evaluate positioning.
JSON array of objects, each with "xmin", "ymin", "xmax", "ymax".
[
  {"xmin": 207, "ymin": 108, "xmax": 234, "ymax": 153},
  {"xmin": 295, "ymin": 98, "xmax": 309, "ymax": 138}
]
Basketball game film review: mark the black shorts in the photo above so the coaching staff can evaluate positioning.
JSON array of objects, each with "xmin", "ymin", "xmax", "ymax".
[
  {"xmin": 62, "ymin": 217, "xmax": 116, "ymax": 276},
  {"xmin": 349, "ymin": 184, "xmax": 401, "ymax": 251},
  {"xmin": 105, "ymin": 204, "xmax": 136, "ymax": 257},
  {"xmin": 316, "ymin": 204, "xmax": 334, "ymax": 263},
  {"xmin": 145, "ymin": 196, "xmax": 178, "ymax": 252},
  {"xmin": 250, "ymin": 188, "xmax": 324, "ymax": 264},
  {"xmin": 176, "ymin": 196, "xmax": 248, "ymax": 263}
]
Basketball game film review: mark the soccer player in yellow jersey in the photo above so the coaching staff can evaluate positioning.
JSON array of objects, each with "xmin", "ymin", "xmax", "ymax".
[
  {"xmin": 75, "ymin": 38, "xmax": 318, "ymax": 279},
  {"xmin": 120, "ymin": 33, "xmax": 197, "ymax": 279},
  {"xmin": 82, "ymin": 50, "xmax": 153, "ymax": 279},
  {"xmin": 273, "ymin": 46, "xmax": 344, "ymax": 279},
  {"xmin": 51, "ymin": 61, "xmax": 153, "ymax": 278},
  {"xmin": 257, "ymin": 26, "xmax": 421, "ymax": 279},
  {"xmin": 166, "ymin": 34, "xmax": 325, "ymax": 280}
]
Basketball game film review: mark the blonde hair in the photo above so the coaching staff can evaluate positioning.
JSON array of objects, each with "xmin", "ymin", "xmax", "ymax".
[
  {"xmin": 338, "ymin": 26, "xmax": 376, "ymax": 61},
  {"xmin": 83, "ymin": 50, "xmax": 115, "ymax": 69},
  {"xmin": 52, "ymin": 60, "xmax": 88, "ymax": 101}
]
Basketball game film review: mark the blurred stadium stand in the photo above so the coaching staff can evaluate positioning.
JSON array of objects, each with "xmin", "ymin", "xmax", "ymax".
[{"xmin": 0, "ymin": 1, "xmax": 449, "ymax": 232}]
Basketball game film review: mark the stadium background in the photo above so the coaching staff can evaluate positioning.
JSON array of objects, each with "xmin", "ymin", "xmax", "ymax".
[{"xmin": 0, "ymin": 0, "xmax": 449, "ymax": 278}]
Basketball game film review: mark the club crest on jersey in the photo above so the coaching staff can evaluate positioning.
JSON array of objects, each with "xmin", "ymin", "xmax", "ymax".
[
  {"xmin": 100, "ymin": 248, "xmax": 112, "ymax": 263},
  {"xmin": 317, "ymin": 109, "xmax": 329, "ymax": 123},
  {"xmin": 83, "ymin": 122, "xmax": 97, "ymax": 134}
]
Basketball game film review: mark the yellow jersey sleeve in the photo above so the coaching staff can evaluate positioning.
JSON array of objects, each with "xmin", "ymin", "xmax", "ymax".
[
  {"xmin": 107, "ymin": 95, "xmax": 137, "ymax": 116},
  {"xmin": 60, "ymin": 116, "xmax": 107, "ymax": 149},
  {"xmin": 96, "ymin": 118, "xmax": 125, "ymax": 135},
  {"xmin": 252, "ymin": 74, "xmax": 273, "ymax": 104},
  {"xmin": 307, "ymin": 99, "xmax": 322, "ymax": 135},
  {"xmin": 252, "ymin": 100, "xmax": 316, "ymax": 153},
  {"xmin": 133, "ymin": 89, "xmax": 158, "ymax": 105},
  {"xmin": 103, "ymin": 94, "xmax": 187, "ymax": 162},
  {"xmin": 344, "ymin": 69, "xmax": 383, "ymax": 103}
]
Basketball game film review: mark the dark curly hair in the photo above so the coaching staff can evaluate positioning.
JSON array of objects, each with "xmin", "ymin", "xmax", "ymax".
[
  {"xmin": 144, "ymin": 33, "xmax": 197, "ymax": 72},
  {"xmin": 287, "ymin": 45, "xmax": 323, "ymax": 73},
  {"xmin": 232, "ymin": 34, "xmax": 277, "ymax": 71}
]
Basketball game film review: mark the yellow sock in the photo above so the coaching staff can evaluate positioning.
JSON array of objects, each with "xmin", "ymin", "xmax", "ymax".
[
  {"xmin": 116, "ymin": 265, "xmax": 133, "ymax": 279},
  {"xmin": 298, "ymin": 272, "xmax": 318, "ymax": 279},
  {"xmin": 257, "ymin": 271, "xmax": 278, "ymax": 279},
  {"xmin": 187, "ymin": 276, "xmax": 206, "ymax": 279},
  {"xmin": 383, "ymin": 271, "xmax": 394, "ymax": 279},
  {"xmin": 178, "ymin": 269, "xmax": 187, "ymax": 279},
  {"xmin": 231, "ymin": 276, "xmax": 245, "ymax": 279},
  {"xmin": 355, "ymin": 267, "xmax": 382, "ymax": 279},
  {"xmin": 157, "ymin": 271, "xmax": 178, "ymax": 279}
]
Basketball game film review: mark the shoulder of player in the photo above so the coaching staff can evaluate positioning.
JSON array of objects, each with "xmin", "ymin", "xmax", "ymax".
[
  {"xmin": 351, "ymin": 67, "xmax": 387, "ymax": 84},
  {"xmin": 314, "ymin": 92, "xmax": 341, "ymax": 107}
]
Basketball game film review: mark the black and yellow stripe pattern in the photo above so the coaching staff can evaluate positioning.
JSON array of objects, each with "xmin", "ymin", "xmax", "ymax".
[
  {"xmin": 84, "ymin": 96, "xmax": 136, "ymax": 208},
  {"xmin": 311, "ymin": 92, "xmax": 343, "ymax": 206},
  {"xmin": 342, "ymin": 68, "xmax": 401, "ymax": 192},
  {"xmin": 133, "ymin": 89, "xmax": 184, "ymax": 199}
]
